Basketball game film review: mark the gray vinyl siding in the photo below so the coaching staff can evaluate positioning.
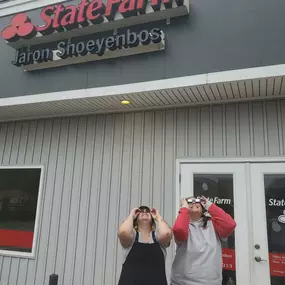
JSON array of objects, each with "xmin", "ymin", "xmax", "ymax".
[{"xmin": 0, "ymin": 99, "xmax": 285, "ymax": 285}]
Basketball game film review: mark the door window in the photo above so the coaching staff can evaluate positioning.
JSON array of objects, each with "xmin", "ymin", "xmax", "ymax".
[
  {"xmin": 194, "ymin": 174, "xmax": 236, "ymax": 285},
  {"xmin": 0, "ymin": 167, "xmax": 42, "ymax": 257},
  {"xmin": 180, "ymin": 163, "xmax": 250, "ymax": 285},
  {"xmin": 264, "ymin": 174, "xmax": 285, "ymax": 285}
]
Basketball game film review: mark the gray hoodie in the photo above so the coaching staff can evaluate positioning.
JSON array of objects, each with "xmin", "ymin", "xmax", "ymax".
[{"xmin": 170, "ymin": 202, "xmax": 236, "ymax": 285}]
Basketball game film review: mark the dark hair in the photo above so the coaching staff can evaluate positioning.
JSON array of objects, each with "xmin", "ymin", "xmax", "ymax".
[
  {"xmin": 133, "ymin": 206, "xmax": 155, "ymax": 230},
  {"xmin": 202, "ymin": 213, "xmax": 210, "ymax": 228}
]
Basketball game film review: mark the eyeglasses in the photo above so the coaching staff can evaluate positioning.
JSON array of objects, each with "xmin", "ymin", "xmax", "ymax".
[
  {"xmin": 139, "ymin": 209, "xmax": 150, "ymax": 213},
  {"xmin": 136, "ymin": 206, "xmax": 151, "ymax": 214},
  {"xmin": 135, "ymin": 207, "xmax": 156, "ymax": 214},
  {"xmin": 186, "ymin": 197, "xmax": 202, "ymax": 204}
]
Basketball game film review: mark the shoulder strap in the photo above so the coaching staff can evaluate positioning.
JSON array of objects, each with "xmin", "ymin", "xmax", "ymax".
[
  {"xmin": 135, "ymin": 231, "xmax": 139, "ymax": 242},
  {"xmin": 152, "ymin": 231, "xmax": 157, "ymax": 243}
]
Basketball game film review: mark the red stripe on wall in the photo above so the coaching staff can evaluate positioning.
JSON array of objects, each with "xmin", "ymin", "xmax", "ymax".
[{"xmin": 0, "ymin": 229, "xmax": 33, "ymax": 249}]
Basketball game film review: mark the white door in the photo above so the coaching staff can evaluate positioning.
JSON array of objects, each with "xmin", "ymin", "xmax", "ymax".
[
  {"xmin": 179, "ymin": 161, "xmax": 285, "ymax": 285},
  {"xmin": 250, "ymin": 163, "xmax": 285, "ymax": 285},
  {"xmin": 179, "ymin": 163, "xmax": 251, "ymax": 285}
]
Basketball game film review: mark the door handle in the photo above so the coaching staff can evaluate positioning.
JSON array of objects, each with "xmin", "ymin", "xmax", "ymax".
[{"xmin": 255, "ymin": 256, "xmax": 267, "ymax": 263}]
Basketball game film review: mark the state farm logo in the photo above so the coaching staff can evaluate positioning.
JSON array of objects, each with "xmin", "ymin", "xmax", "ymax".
[
  {"xmin": 1, "ymin": 0, "xmax": 184, "ymax": 43},
  {"xmin": 1, "ymin": 14, "xmax": 36, "ymax": 42}
]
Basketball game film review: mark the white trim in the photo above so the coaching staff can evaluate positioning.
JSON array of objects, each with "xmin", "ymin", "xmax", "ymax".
[
  {"xmin": 0, "ymin": 64, "xmax": 285, "ymax": 107},
  {"xmin": 176, "ymin": 157, "xmax": 285, "ymax": 164},
  {"xmin": 175, "ymin": 159, "xmax": 182, "ymax": 222},
  {"xmin": 0, "ymin": 165, "xmax": 44, "ymax": 259},
  {"xmin": 1, "ymin": 94, "xmax": 285, "ymax": 124},
  {"xmin": 31, "ymin": 164, "xmax": 44, "ymax": 259},
  {"xmin": 244, "ymin": 162, "xmax": 255, "ymax": 285},
  {"xmin": 0, "ymin": 164, "xmax": 43, "ymax": 168},
  {"xmin": 0, "ymin": 0, "xmax": 69, "ymax": 17}
]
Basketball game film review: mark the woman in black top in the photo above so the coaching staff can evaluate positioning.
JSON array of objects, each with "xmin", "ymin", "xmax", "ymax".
[{"xmin": 118, "ymin": 206, "xmax": 172, "ymax": 285}]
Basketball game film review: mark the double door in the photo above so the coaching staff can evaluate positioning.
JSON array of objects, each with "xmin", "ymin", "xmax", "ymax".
[{"xmin": 179, "ymin": 161, "xmax": 285, "ymax": 285}]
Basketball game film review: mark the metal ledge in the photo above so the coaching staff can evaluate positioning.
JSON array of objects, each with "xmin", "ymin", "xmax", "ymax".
[
  {"xmin": 0, "ymin": 75, "xmax": 285, "ymax": 122},
  {"xmin": 1, "ymin": 64, "xmax": 285, "ymax": 122}
]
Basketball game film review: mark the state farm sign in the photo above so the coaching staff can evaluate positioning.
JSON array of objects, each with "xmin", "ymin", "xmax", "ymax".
[
  {"xmin": 1, "ymin": 0, "xmax": 190, "ymax": 49},
  {"xmin": 1, "ymin": 0, "xmax": 189, "ymax": 71}
]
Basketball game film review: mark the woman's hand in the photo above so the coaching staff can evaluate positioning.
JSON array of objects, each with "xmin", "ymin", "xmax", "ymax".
[
  {"xmin": 180, "ymin": 198, "xmax": 188, "ymax": 208},
  {"xmin": 151, "ymin": 208, "xmax": 172, "ymax": 247},
  {"xmin": 150, "ymin": 208, "xmax": 162, "ymax": 221},
  {"xmin": 199, "ymin": 196, "xmax": 209, "ymax": 208},
  {"xmin": 130, "ymin": 208, "xmax": 140, "ymax": 219}
]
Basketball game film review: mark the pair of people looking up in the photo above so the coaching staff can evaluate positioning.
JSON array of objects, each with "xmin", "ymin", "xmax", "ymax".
[{"xmin": 117, "ymin": 196, "xmax": 236, "ymax": 285}]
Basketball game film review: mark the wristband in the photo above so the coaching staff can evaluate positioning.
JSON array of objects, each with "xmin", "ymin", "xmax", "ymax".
[{"xmin": 181, "ymin": 206, "xmax": 189, "ymax": 209}]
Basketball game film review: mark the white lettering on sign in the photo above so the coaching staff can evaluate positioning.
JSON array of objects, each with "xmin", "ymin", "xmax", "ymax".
[
  {"xmin": 209, "ymin": 197, "xmax": 231, "ymax": 205},
  {"xmin": 268, "ymin": 198, "xmax": 285, "ymax": 207},
  {"xmin": 222, "ymin": 253, "xmax": 233, "ymax": 258}
]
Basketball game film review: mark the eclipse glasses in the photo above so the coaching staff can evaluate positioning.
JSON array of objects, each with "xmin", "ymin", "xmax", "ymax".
[{"xmin": 135, "ymin": 206, "xmax": 156, "ymax": 215}]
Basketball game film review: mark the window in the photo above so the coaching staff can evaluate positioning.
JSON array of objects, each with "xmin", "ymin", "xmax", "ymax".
[
  {"xmin": 0, "ymin": 167, "xmax": 43, "ymax": 257},
  {"xmin": 264, "ymin": 175, "xmax": 285, "ymax": 285},
  {"xmin": 194, "ymin": 174, "xmax": 236, "ymax": 285},
  {"xmin": 0, "ymin": 0, "xmax": 68, "ymax": 17}
]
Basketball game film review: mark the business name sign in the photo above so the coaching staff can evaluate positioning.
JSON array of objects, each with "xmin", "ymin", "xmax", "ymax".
[
  {"xmin": 13, "ymin": 27, "xmax": 165, "ymax": 71},
  {"xmin": 1, "ymin": 0, "xmax": 189, "ymax": 70}
]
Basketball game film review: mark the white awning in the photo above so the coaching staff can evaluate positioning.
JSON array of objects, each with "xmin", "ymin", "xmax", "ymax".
[{"xmin": 1, "ymin": 64, "xmax": 285, "ymax": 122}]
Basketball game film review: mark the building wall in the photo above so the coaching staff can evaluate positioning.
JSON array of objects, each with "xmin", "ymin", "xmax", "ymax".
[
  {"xmin": 1, "ymin": 0, "xmax": 285, "ymax": 98},
  {"xmin": 0, "ymin": 99, "xmax": 285, "ymax": 285}
]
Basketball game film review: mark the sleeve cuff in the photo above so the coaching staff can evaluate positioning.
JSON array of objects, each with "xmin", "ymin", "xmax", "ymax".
[
  {"xmin": 178, "ymin": 207, "xmax": 189, "ymax": 214},
  {"xmin": 204, "ymin": 201, "xmax": 213, "ymax": 210},
  {"xmin": 180, "ymin": 206, "xmax": 189, "ymax": 210}
]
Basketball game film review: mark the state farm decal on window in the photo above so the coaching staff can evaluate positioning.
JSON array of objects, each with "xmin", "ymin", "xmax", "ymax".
[
  {"xmin": 264, "ymin": 174, "xmax": 285, "ymax": 281},
  {"xmin": 0, "ymin": 0, "xmax": 190, "ymax": 71},
  {"xmin": 267, "ymin": 197, "xmax": 285, "ymax": 277},
  {"xmin": 268, "ymin": 198, "xmax": 285, "ymax": 207},
  {"xmin": 208, "ymin": 197, "xmax": 232, "ymax": 205},
  {"xmin": 269, "ymin": 253, "xmax": 285, "ymax": 277}
]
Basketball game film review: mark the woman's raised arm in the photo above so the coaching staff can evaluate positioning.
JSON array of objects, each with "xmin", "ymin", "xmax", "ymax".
[{"xmin": 118, "ymin": 208, "xmax": 138, "ymax": 248}]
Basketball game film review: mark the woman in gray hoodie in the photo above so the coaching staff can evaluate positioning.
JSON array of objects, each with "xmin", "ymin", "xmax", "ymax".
[{"xmin": 171, "ymin": 196, "xmax": 236, "ymax": 285}]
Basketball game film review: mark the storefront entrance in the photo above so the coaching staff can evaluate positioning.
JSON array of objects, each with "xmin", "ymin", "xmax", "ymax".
[{"xmin": 178, "ymin": 159, "xmax": 285, "ymax": 285}]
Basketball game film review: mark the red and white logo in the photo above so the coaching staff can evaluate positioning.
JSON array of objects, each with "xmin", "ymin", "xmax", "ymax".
[
  {"xmin": 1, "ymin": 13, "xmax": 36, "ymax": 42},
  {"xmin": 1, "ymin": 0, "xmax": 185, "ymax": 43}
]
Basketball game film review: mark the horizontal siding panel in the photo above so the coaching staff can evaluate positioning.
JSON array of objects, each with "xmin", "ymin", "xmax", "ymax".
[{"xmin": 0, "ymin": 100, "xmax": 284, "ymax": 285}]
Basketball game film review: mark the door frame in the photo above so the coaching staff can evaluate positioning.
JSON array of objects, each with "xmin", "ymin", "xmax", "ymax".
[
  {"xmin": 249, "ymin": 163, "xmax": 285, "ymax": 285},
  {"xmin": 176, "ymin": 157, "xmax": 285, "ymax": 216},
  {"xmin": 175, "ymin": 157, "xmax": 285, "ymax": 285},
  {"xmin": 176, "ymin": 157, "xmax": 285, "ymax": 213}
]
